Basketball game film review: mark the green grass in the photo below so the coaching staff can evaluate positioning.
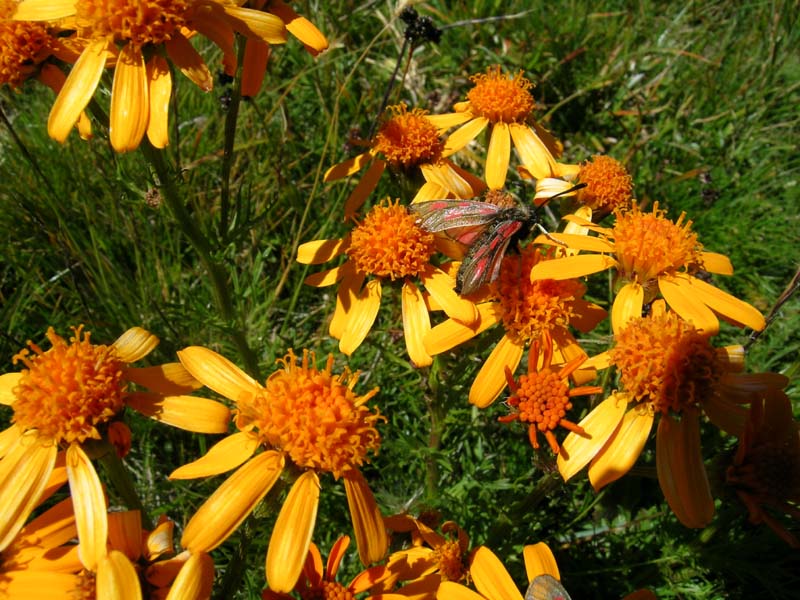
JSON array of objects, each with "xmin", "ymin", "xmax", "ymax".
[{"xmin": 1, "ymin": 1, "xmax": 799, "ymax": 598}]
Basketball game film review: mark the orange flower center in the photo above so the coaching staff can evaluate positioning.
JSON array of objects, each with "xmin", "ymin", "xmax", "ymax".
[
  {"xmin": 75, "ymin": 568, "xmax": 96, "ymax": 599},
  {"xmin": 466, "ymin": 66, "xmax": 535, "ymax": 123},
  {"xmin": 578, "ymin": 155, "xmax": 634, "ymax": 212},
  {"xmin": 76, "ymin": 0, "xmax": 188, "ymax": 46},
  {"xmin": 494, "ymin": 245, "xmax": 584, "ymax": 343},
  {"xmin": 235, "ymin": 350, "xmax": 382, "ymax": 478},
  {"xmin": 609, "ymin": 309, "xmax": 720, "ymax": 414},
  {"xmin": 299, "ymin": 581, "xmax": 355, "ymax": 600},
  {"xmin": 507, "ymin": 370, "xmax": 572, "ymax": 434},
  {"xmin": 0, "ymin": 1, "xmax": 50, "ymax": 87},
  {"xmin": 347, "ymin": 200, "xmax": 435, "ymax": 280},
  {"xmin": 433, "ymin": 538, "xmax": 467, "ymax": 582},
  {"xmin": 10, "ymin": 326, "xmax": 126, "ymax": 444},
  {"xmin": 373, "ymin": 104, "xmax": 443, "ymax": 168},
  {"xmin": 611, "ymin": 203, "xmax": 704, "ymax": 284}
]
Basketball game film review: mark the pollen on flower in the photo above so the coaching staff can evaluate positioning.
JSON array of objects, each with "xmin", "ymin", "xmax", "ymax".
[
  {"xmin": 236, "ymin": 350, "xmax": 383, "ymax": 478},
  {"xmin": 0, "ymin": 1, "xmax": 50, "ymax": 87},
  {"xmin": 433, "ymin": 539, "xmax": 467, "ymax": 582},
  {"xmin": 609, "ymin": 309, "xmax": 720, "ymax": 414},
  {"xmin": 10, "ymin": 326, "xmax": 126, "ymax": 444},
  {"xmin": 347, "ymin": 200, "xmax": 436, "ymax": 280},
  {"xmin": 493, "ymin": 245, "xmax": 584, "ymax": 343},
  {"xmin": 466, "ymin": 66, "xmax": 535, "ymax": 123},
  {"xmin": 76, "ymin": 0, "xmax": 189, "ymax": 46},
  {"xmin": 372, "ymin": 104, "xmax": 444, "ymax": 168},
  {"xmin": 612, "ymin": 203, "xmax": 705, "ymax": 283},
  {"xmin": 578, "ymin": 155, "xmax": 634, "ymax": 212}
]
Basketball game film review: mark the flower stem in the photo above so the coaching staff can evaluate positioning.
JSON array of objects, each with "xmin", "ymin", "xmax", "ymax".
[{"xmin": 424, "ymin": 358, "xmax": 444, "ymax": 501}]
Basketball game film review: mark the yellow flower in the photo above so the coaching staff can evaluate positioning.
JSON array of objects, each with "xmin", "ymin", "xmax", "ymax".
[
  {"xmin": 530, "ymin": 202, "xmax": 766, "ymax": 335},
  {"xmin": 425, "ymin": 244, "xmax": 607, "ymax": 407},
  {"xmin": 499, "ymin": 338, "xmax": 602, "ymax": 454},
  {"xmin": 13, "ymin": 0, "xmax": 289, "ymax": 151},
  {"xmin": 726, "ymin": 388, "xmax": 800, "ymax": 547},
  {"xmin": 171, "ymin": 347, "xmax": 389, "ymax": 592},
  {"xmin": 298, "ymin": 199, "xmax": 478, "ymax": 367},
  {"xmin": 426, "ymin": 66, "xmax": 565, "ymax": 190},
  {"xmin": 0, "ymin": 325, "xmax": 230, "ymax": 569},
  {"xmin": 262, "ymin": 535, "xmax": 388, "ymax": 600},
  {"xmin": 557, "ymin": 300, "xmax": 789, "ymax": 528},
  {"xmin": 325, "ymin": 104, "xmax": 485, "ymax": 219},
  {"xmin": 437, "ymin": 543, "xmax": 654, "ymax": 600}
]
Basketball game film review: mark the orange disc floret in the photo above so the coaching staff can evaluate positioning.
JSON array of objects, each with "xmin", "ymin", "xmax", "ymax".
[
  {"xmin": 237, "ymin": 350, "xmax": 382, "ymax": 478},
  {"xmin": 611, "ymin": 203, "xmax": 704, "ymax": 283},
  {"xmin": 577, "ymin": 155, "xmax": 634, "ymax": 212},
  {"xmin": 347, "ymin": 200, "xmax": 436, "ymax": 280},
  {"xmin": 433, "ymin": 538, "xmax": 468, "ymax": 583},
  {"xmin": 11, "ymin": 326, "xmax": 125, "ymax": 443},
  {"xmin": 609, "ymin": 309, "xmax": 720, "ymax": 414},
  {"xmin": 0, "ymin": 1, "xmax": 50, "ymax": 87},
  {"xmin": 311, "ymin": 581, "xmax": 356, "ymax": 600},
  {"xmin": 373, "ymin": 104, "xmax": 444, "ymax": 168},
  {"xmin": 76, "ymin": 0, "xmax": 188, "ymax": 45},
  {"xmin": 509, "ymin": 370, "xmax": 572, "ymax": 434},
  {"xmin": 466, "ymin": 66, "xmax": 535, "ymax": 123},
  {"xmin": 494, "ymin": 246, "xmax": 584, "ymax": 343}
]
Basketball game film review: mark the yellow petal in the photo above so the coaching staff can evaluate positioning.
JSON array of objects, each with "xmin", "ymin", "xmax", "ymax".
[
  {"xmin": 182, "ymin": 451, "xmax": 284, "ymax": 553},
  {"xmin": 344, "ymin": 158, "xmax": 385, "ymax": 219},
  {"xmin": 402, "ymin": 280, "xmax": 433, "ymax": 368},
  {"xmin": 470, "ymin": 546, "xmax": 523, "ymax": 600},
  {"xmin": 530, "ymin": 254, "xmax": 617, "ymax": 281},
  {"xmin": 113, "ymin": 327, "xmax": 158, "ymax": 363},
  {"xmin": 125, "ymin": 392, "xmax": 231, "ymax": 434},
  {"xmin": 177, "ymin": 346, "xmax": 260, "ymax": 404},
  {"xmin": 437, "ymin": 581, "xmax": 486, "ymax": 600},
  {"xmin": 165, "ymin": 551, "xmax": 214, "ymax": 600},
  {"xmin": 0, "ymin": 438, "xmax": 57, "ymax": 552},
  {"xmin": 222, "ymin": 6, "xmax": 288, "ymax": 44},
  {"xmin": 443, "ymin": 116, "xmax": 488, "ymax": 156},
  {"xmin": 266, "ymin": 471, "xmax": 320, "ymax": 592},
  {"xmin": 657, "ymin": 275, "xmax": 720, "ymax": 334},
  {"xmin": 297, "ymin": 238, "xmax": 346, "ymax": 264},
  {"xmin": 146, "ymin": 55, "xmax": 171, "ymax": 148},
  {"xmin": 339, "ymin": 279, "xmax": 382, "ymax": 356},
  {"xmin": 169, "ymin": 431, "xmax": 259, "ymax": 479},
  {"xmin": 523, "ymin": 542, "xmax": 559, "ymax": 580},
  {"xmin": 107, "ymin": 511, "xmax": 142, "ymax": 562},
  {"xmin": 165, "ymin": 33, "xmax": 213, "ymax": 91},
  {"xmin": 67, "ymin": 443, "xmax": 107, "ymax": 570},
  {"xmin": 48, "ymin": 38, "xmax": 109, "ymax": 143},
  {"xmin": 533, "ymin": 232, "xmax": 614, "ymax": 253},
  {"xmin": 588, "ymin": 408, "xmax": 653, "ymax": 490},
  {"xmin": 13, "ymin": 0, "xmax": 75, "ymax": 21},
  {"xmin": 0, "ymin": 372, "xmax": 21, "ymax": 405},
  {"xmin": 557, "ymin": 393, "xmax": 628, "ymax": 482},
  {"xmin": 343, "ymin": 469, "xmax": 388, "ymax": 566},
  {"xmin": 330, "ymin": 269, "xmax": 364, "ymax": 339},
  {"xmin": 656, "ymin": 412, "xmax": 714, "ymax": 528},
  {"xmin": 424, "ymin": 302, "xmax": 501, "ymax": 355},
  {"xmin": 124, "ymin": 363, "xmax": 202, "ymax": 395},
  {"xmin": 680, "ymin": 274, "xmax": 765, "ymax": 331},
  {"xmin": 425, "ymin": 111, "xmax": 473, "ymax": 131},
  {"xmin": 241, "ymin": 38, "xmax": 270, "ymax": 97},
  {"xmin": 305, "ymin": 265, "xmax": 344, "ymax": 287},
  {"xmin": 12, "ymin": 496, "xmax": 76, "ymax": 558},
  {"xmin": 509, "ymin": 122, "xmax": 557, "ymax": 179},
  {"xmin": 700, "ymin": 251, "xmax": 733, "ymax": 275},
  {"xmin": 109, "ymin": 43, "xmax": 148, "ymax": 152},
  {"xmin": 611, "ymin": 282, "xmax": 644, "ymax": 336},
  {"xmin": 269, "ymin": 0, "xmax": 328, "ymax": 52},
  {"xmin": 469, "ymin": 335, "xmax": 524, "ymax": 408},
  {"xmin": 420, "ymin": 161, "xmax": 475, "ymax": 200},
  {"xmin": 422, "ymin": 265, "xmax": 478, "ymax": 325},
  {"xmin": 485, "ymin": 122, "xmax": 511, "ymax": 189},
  {"xmin": 324, "ymin": 151, "xmax": 373, "ymax": 181},
  {"xmin": 703, "ymin": 393, "xmax": 747, "ymax": 437},
  {"xmin": 97, "ymin": 551, "xmax": 141, "ymax": 600},
  {"xmin": 145, "ymin": 518, "xmax": 175, "ymax": 561}
]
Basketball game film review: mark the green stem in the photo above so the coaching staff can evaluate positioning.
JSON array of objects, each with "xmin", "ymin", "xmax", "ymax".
[
  {"xmin": 95, "ymin": 441, "xmax": 153, "ymax": 530},
  {"xmin": 424, "ymin": 358, "xmax": 444, "ymax": 502},
  {"xmin": 219, "ymin": 40, "xmax": 247, "ymax": 241}
]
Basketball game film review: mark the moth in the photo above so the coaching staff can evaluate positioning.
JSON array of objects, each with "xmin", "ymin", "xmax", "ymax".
[
  {"xmin": 410, "ymin": 184, "xmax": 585, "ymax": 295},
  {"xmin": 524, "ymin": 574, "xmax": 572, "ymax": 600}
]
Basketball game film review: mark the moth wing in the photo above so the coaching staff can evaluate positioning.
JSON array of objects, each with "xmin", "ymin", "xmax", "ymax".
[
  {"xmin": 524, "ymin": 574, "xmax": 572, "ymax": 600},
  {"xmin": 410, "ymin": 199, "xmax": 503, "ymax": 232},
  {"xmin": 457, "ymin": 220, "xmax": 522, "ymax": 295}
]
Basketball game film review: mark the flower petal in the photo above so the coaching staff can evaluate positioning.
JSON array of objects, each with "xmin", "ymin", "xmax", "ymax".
[
  {"xmin": 110, "ymin": 43, "xmax": 148, "ymax": 152},
  {"xmin": 325, "ymin": 151, "xmax": 373, "ymax": 181},
  {"xmin": 169, "ymin": 431, "xmax": 259, "ymax": 479},
  {"xmin": 305, "ymin": 265, "xmax": 344, "ymax": 287},
  {"xmin": 146, "ymin": 55, "xmax": 171, "ymax": 148},
  {"xmin": 126, "ymin": 392, "xmax": 231, "ymax": 434},
  {"xmin": 656, "ymin": 412, "xmax": 714, "ymax": 528},
  {"xmin": 107, "ymin": 510, "xmax": 142, "ymax": 562},
  {"xmin": 443, "ymin": 116, "xmax": 488, "ymax": 156},
  {"xmin": 165, "ymin": 551, "xmax": 214, "ymax": 600},
  {"xmin": 657, "ymin": 275, "xmax": 721, "ymax": 334},
  {"xmin": 297, "ymin": 238, "xmax": 347, "ymax": 265},
  {"xmin": 113, "ymin": 327, "xmax": 158, "ymax": 364},
  {"xmin": 182, "ymin": 451, "xmax": 284, "ymax": 553},
  {"xmin": 703, "ymin": 393, "xmax": 747, "ymax": 437},
  {"xmin": 343, "ymin": 469, "xmax": 388, "ymax": 566},
  {"xmin": 611, "ymin": 282, "xmax": 644, "ymax": 336},
  {"xmin": 344, "ymin": 158, "xmax": 386, "ymax": 219},
  {"xmin": 588, "ymin": 408, "xmax": 653, "ymax": 490},
  {"xmin": 522, "ymin": 542, "xmax": 560, "ymax": 580},
  {"xmin": 682, "ymin": 274, "xmax": 765, "ymax": 331},
  {"xmin": 13, "ymin": 0, "xmax": 75, "ymax": 20},
  {"xmin": 530, "ymin": 254, "xmax": 617, "ymax": 281},
  {"xmin": 509, "ymin": 122, "xmax": 557, "ymax": 179},
  {"xmin": 241, "ymin": 38, "xmax": 270, "ymax": 97},
  {"xmin": 422, "ymin": 265, "xmax": 477, "ymax": 325},
  {"xmin": 701, "ymin": 251, "xmax": 733, "ymax": 275},
  {"xmin": 437, "ymin": 581, "xmax": 486, "ymax": 600},
  {"xmin": 177, "ymin": 346, "xmax": 260, "ymax": 404},
  {"xmin": 165, "ymin": 33, "xmax": 213, "ymax": 92},
  {"xmin": 330, "ymin": 268, "xmax": 364, "ymax": 339},
  {"xmin": 469, "ymin": 335, "xmax": 524, "ymax": 408},
  {"xmin": 420, "ymin": 160, "xmax": 483, "ymax": 200},
  {"xmin": 268, "ymin": 0, "xmax": 328, "ymax": 53},
  {"xmin": 0, "ymin": 372, "xmax": 21, "ymax": 405},
  {"xmin": 124, "ymin": 363, "xmax": 201, "ymax": 395},
  {"xmin": 339, "ymin": 279, "xmax": 382, "ymax": 356},
  {"xmin": 470, "ymin": 546, "xmax": 524, "ymax": 600},
  {"xmin": 67, "ymin": 443, "xmax": 107, "ymax": 570},
  {"xmin": 97, "ymin": 550, "xmax": 142, "ymax": 600},
  {"xmin": 485, "ymin": 122, "xmax": 510, "ymax": 189},
  {"xmin": 533, "ymin": 232, "xmax": 615, "ymax": 253},
  {"xmin": 402, "ymin": 280, "xmax": 433, "ymax": 367},
  {"xmin": 222, "ymin": 6, "xmax": 288, "ymax": 44},
  {"xmin": 267, "ymin": 471, "xmax": 320, "ymax": 592},
  {"xmin": 426, "ymin": 111, "xmax": 473, "ymax": 131},
  {"xmin": 424, "ymin": 302, "xmax": 501, "ymax": 355}
]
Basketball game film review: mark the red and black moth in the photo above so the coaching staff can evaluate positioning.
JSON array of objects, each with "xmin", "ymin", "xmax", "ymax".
[{"xmin": 410, "ymin": 183, "xmax": 585, "ymax": 296}]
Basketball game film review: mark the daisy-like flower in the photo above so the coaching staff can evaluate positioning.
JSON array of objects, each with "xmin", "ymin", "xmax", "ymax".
[
  {"xmin": 13, "ymin": 0, "xmax": 289, "ymax": 151},
  {"xmin": 426, "ymin": 65, "xmax": 565, "ymax": 190},
  {"xmin": 297, "ymin": 199, "xmax": 478, "ymax": 367},
  {"xmin": 325, "ymin": 104, "xmax": 485, "ymax": 219},
  {"xmin": 725, "ymin": 388, "xmax": 800, "ymax": 547},
  {"xmin": 425, "ymin": 244, "xmax": 607, "ymax": 407},
  {"xmin": 437, "ymin": 542, "xmax": 655, "ymax": 600},
  {"xmin": 530, "ymin": 202, "xmax": 766, "ymax": 335},
  {"xmin": 557, "ymin": 300, "xmax": 789, "ymax": 528},
  {"xmin": 0, "ymin": 325, "xmax": 230, "ymax": 570},
  {"xmin": 171, "ymin": 347, "xmax": 389, "ymax": 593},
  {"xmin": 262, "ymin": 535, "xmax": 394, "ymax": 600},
  {"xmin": 239, "ymin": 0, "xmax": 328, "ymax": 97},
  {"xmin": 499, "ymin": 337, "xmax": 602, "ymax": 455}
]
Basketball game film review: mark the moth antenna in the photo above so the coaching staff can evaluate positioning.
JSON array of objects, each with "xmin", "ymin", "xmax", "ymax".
[{"xmin": 534, "ymin": 223, "xmax": 568, "ymax": 248}]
